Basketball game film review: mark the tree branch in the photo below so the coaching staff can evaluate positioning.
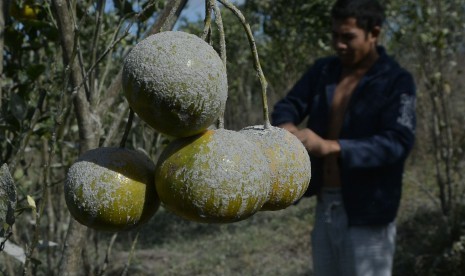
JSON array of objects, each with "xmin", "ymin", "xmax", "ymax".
[
  {"xmin": 51, "ymin": 0, "xmax": 99, "ymax": 274},
  {"xmin": 0, "ymin": 0, "xmax": 9, "ymax": 108},
  {"xmin": 97, "ymin": 0, "xmax": 188, "ymax": 118}
]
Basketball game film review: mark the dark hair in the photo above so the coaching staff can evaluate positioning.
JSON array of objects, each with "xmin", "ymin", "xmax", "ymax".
[{"xmin": 331, "ymin": 0, "xmax": 385, "ymax": 32}]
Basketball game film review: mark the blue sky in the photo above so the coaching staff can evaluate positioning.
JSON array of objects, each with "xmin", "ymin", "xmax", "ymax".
[{"xmin": 180, "ymin": 0, "xmax": 245, "ymax": 22}]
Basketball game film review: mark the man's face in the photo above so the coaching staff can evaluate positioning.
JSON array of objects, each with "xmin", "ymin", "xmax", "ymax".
[{"xmin": 331, "ymin": 17, "xmax": 378, "ymax": 68}]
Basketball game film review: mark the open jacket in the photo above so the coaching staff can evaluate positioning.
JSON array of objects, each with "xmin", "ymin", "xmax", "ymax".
[{"xmin": 272, "ymin": 47, "xmax": 416, "ymax": 226}]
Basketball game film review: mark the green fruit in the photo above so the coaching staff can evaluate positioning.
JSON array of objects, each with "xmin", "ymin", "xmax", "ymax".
[
  {"xmin": 240, "ymin": 125, "xmax": 311, "ymax": 210},
  {"xmin": 64, "ymin": 147, "xmax": 159, "ymax": 232},
  {"xmin": 122, "ymin": 31, "xmax": 228, "ymax": 137},
  {"xmin": 155, "ymin": 129, "xmax": 271, "ymax": 223}
]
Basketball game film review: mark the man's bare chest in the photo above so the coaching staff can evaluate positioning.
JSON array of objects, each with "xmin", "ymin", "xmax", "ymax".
[{"xmin": 327, "ymin": 76, "xmax": 361, "ymax": 138}]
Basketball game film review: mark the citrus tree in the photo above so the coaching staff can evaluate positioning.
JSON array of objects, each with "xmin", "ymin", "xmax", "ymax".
[
  {"xmin": 387, "ymin": 0, "xmax": 465, "ymax": 225},
  {"xmin": 385, "ymin": 0, "xmax": 465, "ymax": 273},
  {"xmin": 1, "ymin": 0, "xmax": 313, "ymax": 274},
  {"xmin": 1, "ymin": 0, "xmax": 187, "ymax": 274}
]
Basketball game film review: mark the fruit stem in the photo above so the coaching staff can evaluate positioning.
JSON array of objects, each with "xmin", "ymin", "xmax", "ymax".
[
  {"xmin": 120, "ymin": 108, "xmax": 134, "ymax": 148},
  {"xmin": 201, "ymin": 0, "xmax": 213, "ymax": 41},
  {"xmin": 213, "ymin": 0, "xmax": 227, "ymax": 66},
  {"xmin": 212, "ymin": 0, "xmax": 227, "ymax": 128},
  {"xmin": 216, "ymin": 0, "xmax": 271, "ymax": 129}
]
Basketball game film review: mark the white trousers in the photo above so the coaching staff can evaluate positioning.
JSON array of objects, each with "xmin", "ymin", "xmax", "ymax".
[{"xmin": 311, "ymin": 188, "xmax": 396, "ymax": 276}]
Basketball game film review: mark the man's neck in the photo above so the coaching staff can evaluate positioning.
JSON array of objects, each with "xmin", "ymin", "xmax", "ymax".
[{"xmin": 342, "ymin": 47, "xmax": 379, "ymax": 77}]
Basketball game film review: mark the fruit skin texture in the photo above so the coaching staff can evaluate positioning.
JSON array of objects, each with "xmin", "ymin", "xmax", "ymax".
[
  {"xmin": 155, "ymin": 129, "xmax": 271, "ymax": 223},
  {"xmin": 240, "ymin": 125, "xmax": 311, "ymax": 210},
  {"xmin": 65, "ymin": 147, "xmax": 159, "ymax": 232},
  {"xmin": 122, "ymin": 31, "xmax": 228, "ymax": 138}
]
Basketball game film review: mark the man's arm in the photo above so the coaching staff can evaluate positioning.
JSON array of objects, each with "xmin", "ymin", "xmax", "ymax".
[
  {"xmin": 338, "ymin": 72, "xmax": 416, "ymax": 169},
  {"xmin": 271, "ymin": 60, "xmax": 325, "ymax": 127},
  {"xmin": 288, "ymin": 71, "xmax": 415, "ymax": 166}
]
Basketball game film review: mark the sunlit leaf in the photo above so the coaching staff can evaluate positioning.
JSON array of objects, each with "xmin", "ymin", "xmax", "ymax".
[{"xmin": 27, "ymin": 195, "xmax": 36, "ymax": 210}]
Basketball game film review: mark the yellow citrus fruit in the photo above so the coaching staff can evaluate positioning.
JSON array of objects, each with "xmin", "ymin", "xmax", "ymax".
[
  {"xmin": 122, "ymin": 31, "xmax": 228, "ymax": 137},
  {"xmin": 10, "ymin": 3, "xmax": 40, "ymax": 21},
  {"xmin": 64, "ymin": 147, "xmax": 159, "ymax": 232},
  {"xmin": 240, "ymin": 125, "xmax": 311, "ymax": 210},
  {"xmin": 155, "ymin": 129, "xmax": 271, "ymax": 223}
]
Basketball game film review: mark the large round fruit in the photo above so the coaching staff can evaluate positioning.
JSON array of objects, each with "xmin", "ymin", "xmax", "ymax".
[
  {"xmin": 64, "ymin": 147, "xmax": 159, "ymax": 232},
  {"xmin": 240, "ymin": 125, "xmax": 311, "ymax": 210},
  {"xmin": 122, "ymin": 31, "xmax": 228, "ymax": 137},
  {"xmin": 155, "ymin": 129, "xmax": 271, "ymax": 223}
]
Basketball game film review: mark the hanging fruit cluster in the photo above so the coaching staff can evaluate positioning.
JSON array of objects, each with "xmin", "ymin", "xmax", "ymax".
[
  {"xmin": 64, "ymin": 5, "xmax": 311, "ymax": 231},
  {"xmin": 125, "ymin": 30, "xmax": 310, "ymax": 224}
]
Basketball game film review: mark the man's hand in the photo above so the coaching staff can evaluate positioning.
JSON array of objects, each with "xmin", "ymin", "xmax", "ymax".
[
  {"xmin": 294, "ymin": 128, "xmax": 341, "ymax": 157},
  {"xmin": 277, "ymin": 122, "xmax": 299, "ymax": 134}
]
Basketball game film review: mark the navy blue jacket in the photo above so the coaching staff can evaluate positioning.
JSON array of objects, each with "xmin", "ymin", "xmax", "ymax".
[{"xmin": 272, "ymin": 47, "xmax": 416, "ymax": 226}]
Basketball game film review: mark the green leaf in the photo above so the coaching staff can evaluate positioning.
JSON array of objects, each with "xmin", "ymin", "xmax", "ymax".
[
  {"xmin": 4, "ymin": 26, "xmax": 24, "ymax": 51},
  {"xmin": 26, "ymin": 64, "xmax": 46, "ymax": 81},
  {"xmin": 9, "ymin": 93, "xmax": 28, "ymax": 122},
  {"xmin": 0, "ymin": 164, "xmax": 17, "ymax": 227}
]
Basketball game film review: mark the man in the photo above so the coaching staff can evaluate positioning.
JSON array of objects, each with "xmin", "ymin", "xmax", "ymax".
[{"xmin": 271, "ymin": 0, "xmax": 416, "ymax": 275}]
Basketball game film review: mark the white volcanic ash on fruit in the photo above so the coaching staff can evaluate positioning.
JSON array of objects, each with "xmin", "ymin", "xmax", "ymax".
[
  {"xmin": 122, "ymin": 31, "xmax": 228, "ymax": 137},
  {"xmin": 240, "ymin": 125, "xmax": 311, "ymax": 210},
  {"xmin": 66, "ymin": 160, "xmax": 120, "ymax": 218},
  {"xmin": 190, "ymin": 130, "xmax": 269, "ymax": 212},
  {"xmin": 65, "ymin": 147, "xmax": 159, "ymax": 232},
  {"xmin": 155, "ymin": 129, "xmax": 271, "ymax": 223}
]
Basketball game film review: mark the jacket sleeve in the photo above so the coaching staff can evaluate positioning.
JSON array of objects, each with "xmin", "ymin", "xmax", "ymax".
[
  {"xmin": 338, "ymin": 71, "xmax": 416, "ymax": 169},
  {"xmin": 271, "ymin": 60, "xmax": 324, "ymax": 126}
]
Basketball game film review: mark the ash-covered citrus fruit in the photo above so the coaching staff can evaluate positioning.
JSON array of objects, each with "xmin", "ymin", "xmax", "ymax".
[
  {"xmin": 155, "ymin": 129, "xmax": 271, "ymax": 223},
  {"xmin": 64, "ymin": 147, "xmax": 159, "ymax": 232},
  {"xmin": 122, "ymin": 31, "xmax": 228, "ymax": 137},
  {"xmin": 240, "ymin": 125, "xmax": 311, "ymax": 210}
]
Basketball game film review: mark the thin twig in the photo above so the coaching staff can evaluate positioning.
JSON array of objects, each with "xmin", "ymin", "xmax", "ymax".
[
  {"xmin": 67, "ymin": 0, "xmax": 92, "ymax": 100},
  {"xmin": 96, "ymin": 0, "xmax": 188, "ymax": 117},
  {"xmin": 120, "ymin": 108, "xmax": 135, "ymax": 148},
  {"xmin": 98, "ymin": 233, "xmax": 118, "ymax": 276},
  {"xmin": 9, "ymin": 89, "xmax": 47, "ymax": 172},
  {"xmin": 216, "ymin": 0, "xmax": 271, "ymax": 128},
  {"xmin": 90, "ymin": 0, "xmax": 106, "ymax": 107},
  {"xmin": 102, "ymin": 105, "xmax": 129, "ymax": 147},
  {"xmin": 96, "ymin": 13, "xmax": 131, "ymax": 100},
  {"xmin": 22, "ymin": 91, "xmax": 62, "ymax": 276},
  {"xmin": 72, "ymin": 5, "xmax": 154, "ymax": 100},
  {"xmin": 120, "ymin": 232, "xmax": 139, "ymax": 276}
]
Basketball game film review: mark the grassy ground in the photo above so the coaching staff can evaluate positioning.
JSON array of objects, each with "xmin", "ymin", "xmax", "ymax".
[
  {"xmin": 103, "ymin": 171, "xmax": 464, "ymax": 276},
  {"xmin": 7, "ymin": 166, "xmax": 459, "ymax": 275},
  {"xmin": 106, "ymin": 198, "xmax": 316, "ymax": 276}
]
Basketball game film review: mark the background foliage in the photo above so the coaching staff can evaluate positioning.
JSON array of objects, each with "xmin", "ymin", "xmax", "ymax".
[{"xmin": 1, "ymin": 0, "xmax": 464, "ymax": 275}]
